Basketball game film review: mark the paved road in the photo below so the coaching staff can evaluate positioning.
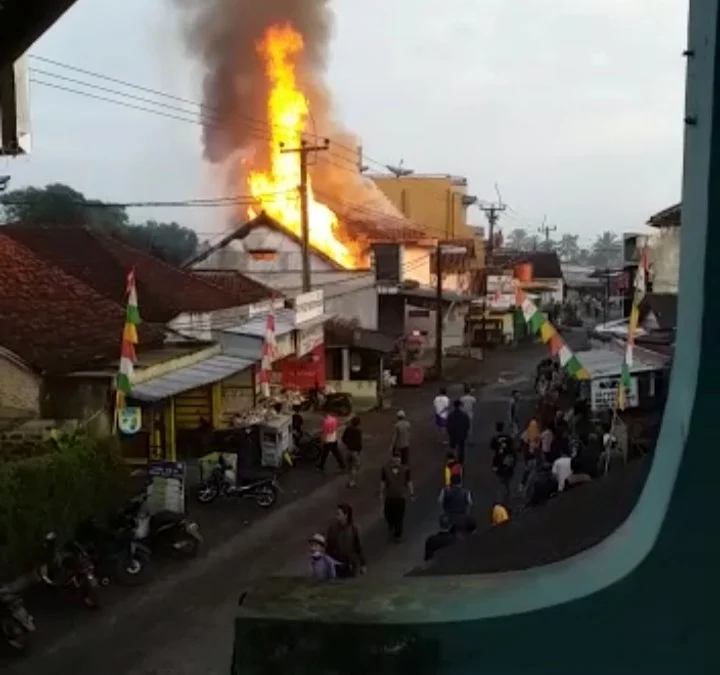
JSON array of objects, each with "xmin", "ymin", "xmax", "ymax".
[{"xmin": 3, "ymin": 347, "xmax": 543, "ymax": 675}]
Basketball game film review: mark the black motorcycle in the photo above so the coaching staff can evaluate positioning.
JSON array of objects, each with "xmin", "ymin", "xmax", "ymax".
[
  {"xmin": 289, "ymin": 431, "xmax": 322, "ymax": 464},
  {"xmin": 38, "ymin": 532, "xmax": 100, "ymax": 609},
  {"xmin": 75, "ymin": 516, "xmax": 152, "ymax": 587},
  {"xmin": 196, "ymin": 456, "xmax": 279, "ymax": 507},
  {"xmin": 126, "ymin": 495, "xmax": 203, "ymax": 558},
  {"xmin": 0, "ymin": 587, "xmax": 34, "ymax": 653},
  {"xmin": 298, "ymin": 388, "xmax": 353, "ymax": 417}
]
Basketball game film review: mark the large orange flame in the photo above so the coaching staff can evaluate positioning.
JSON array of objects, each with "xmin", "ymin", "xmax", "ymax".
[{"xmin": 248, "ymin": 24, "xmax": 354, "ymax": 269}]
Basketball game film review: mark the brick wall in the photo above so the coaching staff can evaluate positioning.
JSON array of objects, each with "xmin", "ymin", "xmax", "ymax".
[{"xmin": 0, "ymin": 351, "xmax": 40, "ymax": 417}]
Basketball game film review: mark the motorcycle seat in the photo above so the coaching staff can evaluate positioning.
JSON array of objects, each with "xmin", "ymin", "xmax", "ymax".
[{"xmin": 235, "ymin": 468, "xmax": 276, "ymax": 483}]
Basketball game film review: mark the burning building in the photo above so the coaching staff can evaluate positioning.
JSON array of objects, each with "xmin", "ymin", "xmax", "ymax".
[{"xmin": 173, "ymin": 1, "xmax": 420, "ymax": 270}]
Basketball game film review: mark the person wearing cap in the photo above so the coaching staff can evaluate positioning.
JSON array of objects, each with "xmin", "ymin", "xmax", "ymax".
[
  {"xmin": 391, "ymin": 410, "xmax": 411, "ymax": 466},
  {"xmin": 308, "ymin": 533, "xmax": 338, "ymax": 581}
]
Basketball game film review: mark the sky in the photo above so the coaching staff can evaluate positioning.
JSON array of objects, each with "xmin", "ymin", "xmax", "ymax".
[{"xmin": 1, "ymin": 0, "xmax": 688, "ymax": 246}]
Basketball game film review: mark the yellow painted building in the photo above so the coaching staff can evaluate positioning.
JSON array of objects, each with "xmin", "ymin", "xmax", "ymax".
[{"xmin": 370, "ymin": 174, "xmax": 474, "ymax": 240}]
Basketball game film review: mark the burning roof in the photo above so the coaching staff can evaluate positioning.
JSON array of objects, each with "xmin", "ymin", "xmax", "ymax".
[{"xmin": 173, "ymin": 3, "xmax": 422, "ymax": 270}]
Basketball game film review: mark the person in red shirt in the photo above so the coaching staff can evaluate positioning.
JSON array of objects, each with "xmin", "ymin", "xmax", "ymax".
[{"xmin": 318, "ymin": 412, "xmax": 346, "ymax": 472}]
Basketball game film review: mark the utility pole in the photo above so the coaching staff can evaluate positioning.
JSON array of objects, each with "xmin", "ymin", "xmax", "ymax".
[
  {"xmin": 280, "ymin": 138, "xmax": 330, "ymax": 292},
  {"xmin": 479, "ymin": 202, "xmax": 506, "ymax": 346},
  {"xmin": 538, "ymin": 217, "xmax": 557, "ymax": 247},
  {"xmin": 435, "ymin": 240, "xmax": 444, "ymax": 378},
  {"xmin": 357, "ymin": 145, "xmax": 369, "ymax": 173}
]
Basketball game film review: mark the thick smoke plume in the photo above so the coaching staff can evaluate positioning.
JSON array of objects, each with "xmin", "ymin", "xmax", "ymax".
[{"xmin": 172, "ymin": 0, "xmax": 401, "ymax": 222}]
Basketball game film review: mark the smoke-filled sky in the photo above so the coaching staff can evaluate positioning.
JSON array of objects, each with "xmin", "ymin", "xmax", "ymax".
[{"xmin": 3, "ymin": 0, "xmax": 686, "ymax": 244}]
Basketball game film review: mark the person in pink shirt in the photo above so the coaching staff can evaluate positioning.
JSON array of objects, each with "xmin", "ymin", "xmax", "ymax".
[{"xmin": 318, "ymin": 412, "xmax": 346, "ymax": 472}]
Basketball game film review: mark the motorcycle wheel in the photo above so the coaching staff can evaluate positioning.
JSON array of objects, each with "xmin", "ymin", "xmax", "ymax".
[
  {"xmin": 195, "ymin": 484, "xmax": 219, "ymax": 504},
  {"xmin": 172, "ymin": 536, "xmax": 200, "ymax": 558},
  {"xmin": 114, "ymin": 551, "xmax": 150, "ymax": 586},
  {"xmin": 254, "ymin": 485, "xmax": 278, "ymax": 508},
  {"xmin": 1, "ymin": 619, "xmax": 29, "ymax": 654}
]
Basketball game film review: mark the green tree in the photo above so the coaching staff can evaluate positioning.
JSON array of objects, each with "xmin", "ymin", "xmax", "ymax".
[
  {"xmin": 591, "ymin": 230, "xmax": 622, "ymax": 267},
  {"xmin": 506, "ymin": 228, "xmax": 528, "ymax": 249},
  {"xmin": 525, "ymin": 234, "xmax": 541, "ymax": 251},
  {"xmin": 123, "ymin": 220, "xmax": 199, "ymax": 266},
  {"xmin": 557, "ymin": 234, "xmax": 580, "ymax": 261},
  {"xmin": 0, "ymin": 183, "xmax": 199, "ymax": 265},
  {"xmin": 0, "ymin": 183, "xmax": 128, "ymax": 229}
]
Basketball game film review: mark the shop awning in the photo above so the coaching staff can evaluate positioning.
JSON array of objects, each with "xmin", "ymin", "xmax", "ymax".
[{"xmin": 130, "ymin": 354, "xmax": 255, "ymax": 402}]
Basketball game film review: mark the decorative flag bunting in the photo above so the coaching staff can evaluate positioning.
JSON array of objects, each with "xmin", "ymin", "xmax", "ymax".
[
  {"xmin": 617, "ymin": 248, "xmax": 648, "ymax": 409},
  {"xmin": 115, "ymin": 269, "xmax": 139, "ymax": 418},
  {"xmin": 516, "ymin": 287, "xmax": 590, "ymax": 380},
  {"xmin": 258, "ymin": 308, "xmax": 277, "ymax": 399}
]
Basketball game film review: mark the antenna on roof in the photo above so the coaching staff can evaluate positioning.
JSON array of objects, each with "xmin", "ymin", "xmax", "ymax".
[{"xmin": 386, "ymin": 160, "xmax": 414, "ymax": 178}]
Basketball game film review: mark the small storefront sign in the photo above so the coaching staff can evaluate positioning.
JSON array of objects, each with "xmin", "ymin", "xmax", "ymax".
[
  {"xmin": 293, "ymin": 289, "xmax": 324, "ymax": 326},
  {"xmin": 296, "ymin": 323, "xmax": 324, "ymax": 356},
  {"xmin": 117, "ymin": 407, "xmax": 142, "ymax": 435},
  {"xmin": 487, "ymin": 274, "xmax": 517, "ymax": 310},
  {"xmin": 591, "ymin": 376, "xmax": 638, "ymax": 411},
  {"xmin": 147, "ymin": 460, "xmax": 186, "ymax": 514}
]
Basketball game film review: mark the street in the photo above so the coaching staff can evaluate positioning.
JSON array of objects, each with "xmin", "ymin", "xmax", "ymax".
[{"xmin": 4, "ymin": 347, "xmax": 542, "ymax": 675}]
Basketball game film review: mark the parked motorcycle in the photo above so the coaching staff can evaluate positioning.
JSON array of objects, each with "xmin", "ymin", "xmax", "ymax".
[
  {"xmin": 196, "ymin": 455, "xmax": 279, "ymax": 507},
  {"xmin": 289, "ymin": 431, "xmax": 321, "ymax": 464},
  {"xmin": 38, "ymin": 532, "xmax": 100, "ymax": 609},
  {"xmin": 125, "ymin": 495, "xmax": 203, "ymax": 558},
  {"xmin": 75, "ymin": 516, "xmax": 151, "ymax": 587},
  {"xmin": 0, "ymin": 587, "xmax": 34, "ymax": 654},
  {"xmin": 298, "ymin": 388, "xmax": 353, "ymax": 417}
]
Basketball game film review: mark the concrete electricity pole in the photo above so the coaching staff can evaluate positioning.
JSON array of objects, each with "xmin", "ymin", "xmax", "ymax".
[
  {"xmin": 479, "ymin": 202, "xmax": 506, "ymax": 345},
  {"xmin": 280, "ymin": 138, "xmax": 330, "ymax": 292},
  {"xmin": 538, "ymin": 217, "xmax": 557, "ymax": 247}
]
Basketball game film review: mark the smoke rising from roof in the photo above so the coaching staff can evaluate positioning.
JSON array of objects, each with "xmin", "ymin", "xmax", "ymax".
[{"xmin": 172, "ymin": 0, "xmax": 403, "ymax": 221}]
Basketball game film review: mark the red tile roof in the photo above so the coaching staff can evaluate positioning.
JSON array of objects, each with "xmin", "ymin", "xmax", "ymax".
[
  {"xmin": 0, "ymin": 234, "xmax": 166, "ymax": 373},
  {"xmin": 191, "ymin": 269, "xmax": 276, "ymax": 304},
  {"xmin": 2, "ymin": 224, "xmax": 249, "ymax": 322}
]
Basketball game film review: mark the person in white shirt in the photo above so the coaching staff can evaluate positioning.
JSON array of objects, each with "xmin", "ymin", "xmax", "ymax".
[
  {"xmin": 433, "ymin": 388, "xmax": 450, "ymax": 441},
  {"xmin": 552, "ymin": 448, "xmax": 573, "ymax": 491}
]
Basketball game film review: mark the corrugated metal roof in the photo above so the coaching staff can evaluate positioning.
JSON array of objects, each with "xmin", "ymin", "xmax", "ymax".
[
  {"xmin": 131, "ymin": 354, "xmax": 254, "ymax": 401},
  {"xmin": 220, "ymin": 309, "xmax": 296, "ymax": 338},
  {"xmin": 577, "ymin": 347, "xmax": 659, "ymax": 379}
]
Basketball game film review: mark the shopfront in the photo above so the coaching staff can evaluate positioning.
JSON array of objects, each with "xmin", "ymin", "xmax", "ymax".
[{"xmin": 278, "ymin": 291, "xmax": 328, "ymax": 391}]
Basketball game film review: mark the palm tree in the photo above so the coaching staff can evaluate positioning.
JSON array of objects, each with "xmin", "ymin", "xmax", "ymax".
[
  {"xmin": 506, "ymin": 228, "xmax": 528, "ymax": 250},
  {"xmin": 591, "ymin": 231, "xmax": 622, "ymax": 267},
  {"xmin": 557, "ymin": 234, "xmax": 580, "ymax": 262}
]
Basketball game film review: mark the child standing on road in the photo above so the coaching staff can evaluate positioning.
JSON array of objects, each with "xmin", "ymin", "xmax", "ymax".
[
  {"xmin": 308, "ymin": 534, "xmax": 337, "ymax": 581},
  {"xmin": 444, "ymin": 452, "xmax": 463, "ymax": 486},
  {"xmin": 341, "ymin": 416, "xmax": 363, "ymax": 488}
]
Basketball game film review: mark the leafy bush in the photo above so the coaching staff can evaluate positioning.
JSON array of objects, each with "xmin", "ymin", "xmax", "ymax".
[{"xmin": 0, "ymin": 431, "xmax": 130, "ymax": 581}]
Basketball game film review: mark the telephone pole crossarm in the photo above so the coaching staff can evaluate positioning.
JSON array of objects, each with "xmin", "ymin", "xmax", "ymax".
[{"xmin": 279, "ymin": 139, "xmax": 330, "ymax": 292}]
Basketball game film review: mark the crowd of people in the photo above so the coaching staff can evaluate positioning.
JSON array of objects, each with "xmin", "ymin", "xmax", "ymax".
[{"xmin": 304, "ymin": 357, "xmax": 622, "ymax": 579}]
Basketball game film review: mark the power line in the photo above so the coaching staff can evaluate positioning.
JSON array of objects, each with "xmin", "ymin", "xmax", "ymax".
[
  {"xmin": 0, "ymin": 188, "xmax": 295, "ymax": 209},
  {"xmin": 28, "ymin": 54, "xmax": 393, "ymax": 172}
]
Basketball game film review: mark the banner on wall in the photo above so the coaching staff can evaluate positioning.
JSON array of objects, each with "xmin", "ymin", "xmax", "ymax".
[
  {"xmin": 117, "ymin": 407, "xmax": 142, "ymax": 435},
  {"xmin": 147, "ymin": 460, "xmax": 186, "ymax": 514}
]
